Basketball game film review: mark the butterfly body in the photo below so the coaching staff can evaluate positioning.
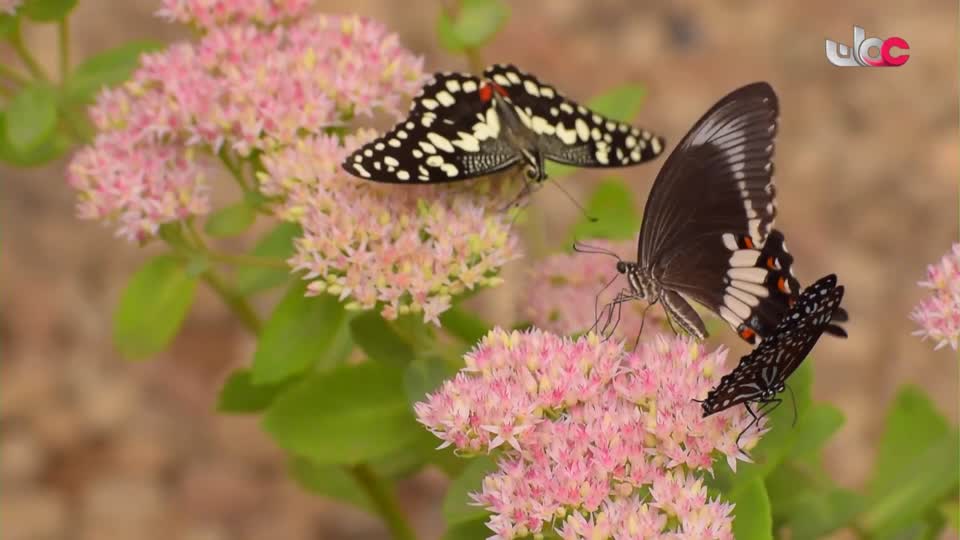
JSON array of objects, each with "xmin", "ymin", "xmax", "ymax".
[{"xmin": 343, "ymin": 64, "xmax": 666, "ymax": 184}]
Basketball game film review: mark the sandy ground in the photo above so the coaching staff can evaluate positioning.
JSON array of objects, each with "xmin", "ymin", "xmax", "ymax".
[{"xmin": 2, "ymin": 0, "xmax": 957, "ymax": 538}]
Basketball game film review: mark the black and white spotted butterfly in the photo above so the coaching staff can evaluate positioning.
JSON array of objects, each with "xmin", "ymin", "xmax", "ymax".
[
  {"xmin": 697, "ymin": 273, "xmax": 845, "ymax": 447},
  {"xmin": 585, "ymin": 82, "xmax": 847, "ymax": 345},
  {"xmin": 341, "ymin": 64, "xmax": 666, "ymax": 184}
]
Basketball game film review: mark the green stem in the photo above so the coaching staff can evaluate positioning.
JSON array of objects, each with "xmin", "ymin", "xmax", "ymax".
[
  {"xmin": 219, "ymin": 148, "xmax": 250, "ymax": 191},
  {"xmin": 9, "ymin": 26, "xmax": 50, "ymax": 81},
  {"xmin": 0, "ymin": 62, "xmax": 29, "ymax": 87},
  {"xmin": 201, "ymin": 270, "xmax": 263, "ymax": 335},
  {"xmin": 207, "ymin": 250, "xmax": 289, "ymax": 269},
  {"xmin": 58, "ymin": 18, "xmax": 69, "ymax": 84},
  {"xmin": 349, "ymin": 464, "xmax": 417, "ymax": 540}
]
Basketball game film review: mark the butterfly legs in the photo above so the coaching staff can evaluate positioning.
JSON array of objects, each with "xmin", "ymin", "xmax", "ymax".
[{"xmin": 737, "ymin": 398, "xmax": 783, "ymax": 452}]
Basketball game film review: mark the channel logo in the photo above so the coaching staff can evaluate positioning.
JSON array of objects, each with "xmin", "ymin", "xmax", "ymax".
[{"xmin": 826, "ymin": 25, "xmax": 910, "ymax": 67}]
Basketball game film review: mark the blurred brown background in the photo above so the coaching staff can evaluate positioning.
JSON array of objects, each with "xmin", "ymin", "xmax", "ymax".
[{"xmin": 2, "ymin": 0, "xmax": 957, "ymax": 539}]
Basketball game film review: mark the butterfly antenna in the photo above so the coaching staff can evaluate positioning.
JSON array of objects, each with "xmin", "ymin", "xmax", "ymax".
[
  {"xmin": 572, "ymin": 241, "xmax": 622, "ymax": 260},
  {"xmin": 551, "ymin": 177, "xmax": 597, "ymax": 222}
]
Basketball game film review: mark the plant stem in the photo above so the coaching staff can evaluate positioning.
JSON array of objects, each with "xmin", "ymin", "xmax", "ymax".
[
  {"xmin": 207, "ymin": 250, "xmax": 289, "ymax": 269},
  {"xmin": 201, "ymin": 269, "xmax": 263, "ymax": 335},
  {"xmin": 9, "ymin": 26, "xmax": 50, "ymax": 81},
  {"xmin": 0, "ymin": 62, "xmax": 28, "ymax": 87},
  {"xmin": 349, "ymin": 464, "xmax": 417, "ymax": 540},
  {"xmin": 58, "ymin": 19, "xmax": 69, "ymax": 84}
]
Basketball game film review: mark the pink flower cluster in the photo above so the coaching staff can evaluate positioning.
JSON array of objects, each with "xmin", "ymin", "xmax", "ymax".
[
  {"xmin": 157, "ymin": 0, "xmax": 313, "ymax": 27},
  {"xmin": 0, "ymin": 0, "xmax": 20, "ymax": 15},
  {"xmin": 525, "ymin": 240, "xmax": 665, "ymax": 340},
  {"xmin": 259, "ymin": 133, "xmax": 523, "ymax": 325},
  {"xmin": 910, "ymin": 243, "xmax": 960, "ymax": 351},
  {"xmin": 416, "ymin": 328, "xmax": 760, "ymax": 539},
  {"xmin": 68, "ymin": 12, "xmax": 424, "ymax": 241}
]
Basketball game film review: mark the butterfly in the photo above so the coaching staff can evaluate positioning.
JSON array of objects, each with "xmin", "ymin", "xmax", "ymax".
[
  {"xmin": 697, "ymin": 273, "xmax": 845, "ymax": 447},
  {"xmin": 587, "ymin": 82, "xmax": 847, "ymax": 345},
  {"xmin": 341, "ymin": 64, "xmax": 665, "ymax": 184}
]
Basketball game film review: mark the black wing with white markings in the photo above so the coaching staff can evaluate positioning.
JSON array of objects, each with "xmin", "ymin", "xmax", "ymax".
[
  {"xmin": 482, "ymin": 64, "xmax": 665, "ymax": 168},
  {"xmin": 700, "ymin": 274, "xmax": 845, "ymax": 417},
  {"xmin": 342, "ymin": 72, "xmax": 521, "ymax": 183}
]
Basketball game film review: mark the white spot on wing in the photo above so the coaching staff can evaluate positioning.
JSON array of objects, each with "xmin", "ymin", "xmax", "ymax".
[
  {"xmin": 729, "ymin": 249, "xmax": 759, "ymax": 268},
  {"xmin": 523, "ymin": 80, "xmax": 540, "ymax": 96},
  {"xmin": 505, "ymin": 71, "xmax": 521, "ymax": 84},
  {"xmin": 723, "ymin": 294, "xmax": 752, "ymax": 319},
  {"xmin": 575, "ymin": 118, "xmax": 590, "ymax": 142},
  {"xmin": 352, "ymin": 164, "xmax": 371, "ymax": 178},
  {"xmin": 492, "ymin": 74, "xmax": 509, "ymax": 86},
  {"xmin": 445, "ymin": 79, "xmax": 460, "ymax": 93},
  {"xmin": 396, "ymin": 170, "xmax": 410, "ymax": 181},
  {"xmin": 729, "ymin": 267, "xmax": 768, "ymax": 284},
  {"xmin": 462, "ymin": 80, "xmax": 477, "ymax": 93},
  {"xmin": 452, "ymin": 132, "xmax": 480, "ymax": 152},
  {"xmin": 427, "ymin": 132, "xmax": 455, "ymax": 153},
  {"xmin": 722, "ymin": 233, "xmax": 738, "ymax": 251},
  {"xmin": 540, "ymin": 86, "xmax": 555, "ymax": 98},
  {"xmin": 436, "ymin": 91, "xmax": 456, "ymax": 107},
  {"xmin": 419, "ymin": 141, "xmax": 437, "ymax": 154},
  {"xmin": 421, "ymin": 98, "xmax": 439, "ymax": 110}
]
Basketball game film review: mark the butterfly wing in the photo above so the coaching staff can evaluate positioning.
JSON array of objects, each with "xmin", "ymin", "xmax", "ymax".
[
  {"xmin": 634, "ymin": 82, "xmax": 785, "ymax": 341},
  {"xmin": 343, "ymin": 72, "xmax": 522, "ymax": 183},
  {"xmin": 481, "ymin": 64, "xmax": 666, "ymax": 168},
  {"xmin": 700, "ymin": 274, "xmax": 845, "ymax": 417}
]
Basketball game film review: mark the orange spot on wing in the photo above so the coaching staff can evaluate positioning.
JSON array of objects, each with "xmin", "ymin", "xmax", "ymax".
[
  {"xmin": 766, "ymin": 256, "xmax": 776, "ymax": 269},
  {"xmin": 743, "ymin": 236, "xmax": 754, "ymax": 249},
  {"xmin": 479, "ymin": 84, "xmax": 493, "ymax": 102},
  {"xmin": 777, "ymin": 276, "xmax": 788, "ymax": 292},
  {"xmin": 739, "ymin": 327, "xmax": 756, "ymax": 342},
  {"xmin": 492, "ymin": 82, "xmax": 509, "ymax": 97}
]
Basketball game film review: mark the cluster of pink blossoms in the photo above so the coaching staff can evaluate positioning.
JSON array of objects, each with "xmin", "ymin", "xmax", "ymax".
[
  {"xmin": 157, "ymin": 0, "xmax": 313, "ymax": 27},
  {"xmin": 525, "ymin": 240, "xmax": 665, "ymax": 339},
  {"xmin": 68, "ymin": 8, "xmax": 424, "ymax": 241},
  {"xmin": 910, "ymin": 243, "xmax": 960, "ymax": 351},
  {"xmin": 416, "ymin": 328, "xmax": 761, "ymax": 539},
  {"xmin": 0, "ymin": 0, "xmax": 20, "ymax": 15},
  {"xmin": 259, "ymin": 133, "xmax": 522, "ymax": 325}
]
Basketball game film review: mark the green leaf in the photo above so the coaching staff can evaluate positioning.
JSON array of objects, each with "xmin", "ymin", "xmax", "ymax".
[
  {"xmin": 20, "ymin": 0, "xmax": 76, "ymax": 21},
  {"xmin": 941, "ymin": 499, "xmax": 959, "ymax": 531},
  {"xmin": 730, "ymin": 478, "xmax": 773, "ymax": 540},
  {"xmin": 436, "ymin": 0, "xmax": 509, "ymax": 51},
  {"xmin": 439, "ymin": 305, "xmax": 491, "ymax": 344},
  {"xmin": 0, "ymin": 111, "xmax": 69, "ymax": 166},
  {"xmin": 251, "ymin": 281, "xmax": 350, "ymax": 385},
  {"xmin": 203, "ymin": 201, "xmax": 257, "ymax": 237},
  {"xmin": 0, "ymin": 14, "xmax": 19, "ymax": 38},
  {"xmin": 869, "ymin": 385, "xmax": 950, "ymax": 495},
  {"xmin": 787, "ymin": 404, "xmax": 845, "ymax": 458},
  {"xmin": 216, "ymin": 368, "xmax": 289, "ymax": 414},
  {"xmin": 587, "ymin": 84, "xmax": 647, "ymax": 122},
  {"xmin": 859, "ymin": 433, "xmax": 959, "ymax": 536},
  {"xmin": 113, "ymin": 255, "xmax": 197, "ymax": 359},
  {"xmin": 349, "ymin": 310, "xmax": 415, "ymax": 366},
  {"xmin": 443, "ymin": 455, "xmax": 497, "ymax": 526},
  {"xmin": 235, "ymin": 223, "xmax": 299, "ymax": 295},
  {"xmin": 5, "ymin": 84, "xmax": 58, "ymax": 154},
  {"xmin": 289, "ymin": 458, "xmax": 374, "ymax": 513},
  {"xmin": 766, "ymin": 462, "xmax": 864, "ymax": 539},
  {"xmin": 403, "ymin": 354, "xmax": 461, "ymax": 405},
  {"xmin": 443, "ymin": 518, "xmax": 492, "ymax": 540},
  {"xmin": 263, "ymin": 363, "xmax": 424, "ymax": 465},
  {"xmin": 569, "ymin": 177, "xmax": 640, "ymax": 242},
  {"xmin": 65, "ymin": 41, "xmax": 162, "ymax": 103}
]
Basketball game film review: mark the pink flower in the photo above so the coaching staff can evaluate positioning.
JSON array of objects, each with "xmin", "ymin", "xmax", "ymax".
[
  {"xmin": 415, "ymin": 329, "xmax": 759, "ymax": 539},
  {"xmin": 69, "ymin": 12, "xmax": 425, "ymax": 241},
  {"xmin": 910, "ymin": 243, "xmax": 960, "ymax": 351},
  {"xmin": 0, "ymin": 0, "xmax": 20, "ymax": 15},
  {"xmin": 67, "ymin": 133, "xmax": 210, "ymax": 242},
  {"xmin": 157, "ymin": 0, "xmax": 314, "ymax": 27},
  {"xmin": 260, "ymin": 133, "xmax": 522, "ymax": 326},
  {"xmin": 525, "ymin": 240, "xmax": 666, "ymax": 340}
]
